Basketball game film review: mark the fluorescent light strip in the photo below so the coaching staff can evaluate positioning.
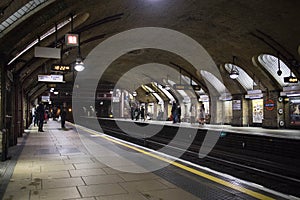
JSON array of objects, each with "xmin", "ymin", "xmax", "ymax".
[{"xmin": 0, "ymin": 0, "xmax": 48, "ymax": 33}]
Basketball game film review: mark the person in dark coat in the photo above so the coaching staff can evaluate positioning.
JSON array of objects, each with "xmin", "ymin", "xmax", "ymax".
[
  {"xmin": 177, "ymin": 105, "xmax": 181, "ymax": 123},
  {"xmin": 36, "ymin": 102, "xmax": 45, "ymax": 132},
  {"xmin": 140, "ymin": 106, "xmax": 145, "ymax": 121},
  {"xmin": 130, "ymin": 105, "xmax": 135, "ymax": 120},
  {"xmin": 61, "ymin": 107, "xmax": 67, "ymax": 129},
  {"xmin": 171, "ymin": 101, "xmax": 178, "ymax": 123},
  {"xmin": 134, "ymin": 106, "xmax": 140, "ymax": 121}
]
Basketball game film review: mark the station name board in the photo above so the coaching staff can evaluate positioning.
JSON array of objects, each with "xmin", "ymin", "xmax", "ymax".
[{"xmin": 38, "ymin": 75, "xmax": 64, "ymax": 83}]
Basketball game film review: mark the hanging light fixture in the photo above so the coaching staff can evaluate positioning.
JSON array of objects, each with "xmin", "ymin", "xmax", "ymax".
[
  {"xmin": 74, "ymin": 32, "xmax": 85, "ymax": 72},
  {"xmin": 74, "ymin": 57, "xmax": 84, "ymax": 71},
  {"xmin": 277, "ymin": 53, "xmax": 282, "ymax": 76},
  {"xmin": 229, "ymin": 56, "xmax": 239, "ymax": 79}
]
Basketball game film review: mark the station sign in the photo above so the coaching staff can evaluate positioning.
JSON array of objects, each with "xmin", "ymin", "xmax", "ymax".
[
  {"xmin": 199, "ymin": 95, "xmax": 209, "ymax": 102},
  {"xmin": 284, "ymin": 76, "xmax": 298, "ymax": 83},
  {"xmin": 245, "ymin": 93, "xmax": 263, "ymax": 99},
  {"xmin": 51, "ymin": 64, "xmax": 71, "ymax": 72},
  {"xmin": 38, "ymin": 75, "xmax": 64, "ymax": 83},
  {"xmin": 247, "ymin": 90, "xmax": 262, "ymax": 94},
  {"xmin": 245, "ymin": 90, "xmax": 263, "ymax": 99},
  {"xmin": 41, "ymin": 96, "xmax": 50, "ymax": 102},
  {"xmin": 265, "ymin": 99, "xmax": 275, "ymax": 111},
  {"xmin": 65, "ymin": 34, "xmax": 79, "ymax": 46}
]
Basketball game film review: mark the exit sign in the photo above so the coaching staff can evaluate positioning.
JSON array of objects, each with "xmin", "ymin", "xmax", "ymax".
[{"xmin": 65, "ymin": 34, "xmax": 79, "ymax": 46}]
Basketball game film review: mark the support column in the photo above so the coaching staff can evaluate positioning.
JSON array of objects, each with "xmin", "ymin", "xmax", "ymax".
[
  {"xmin": 0, "ymin": 53, "xmax": 8, "ymax": 161},
  {"xmin": 120, "ymin": 90, "xmax": 124, "ymax": 118},
  {"xmin": 15, "ymin": 80, "xmax": 23, "ymax": 137},
  {"xmin": 164, "ymin": 101, "xmax": 168, "ymax": 120},
  {"xmin": 210, "ymin": 96, "xmax": 223, "ymax": 124},
  {"xmin": 262, "ymin": 91, "xmax": 279, "ymax": 128},
  {"xmin": 231, "ymin": 95, "xmax": 243, "ymax": 126},
  {"xmin": 0, "ymin": 58, "xmax": 4, "ymax": 160}
]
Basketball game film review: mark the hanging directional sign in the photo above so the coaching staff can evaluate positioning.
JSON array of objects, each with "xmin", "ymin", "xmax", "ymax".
[
  {"xmin": 38, "ymin": 75, "xmax": 64, "ymax": 83},
  {"xmin": 34, "ymin": 46, "xmax": 61, "ymax": 59},
  {"xmin": 51, "ymin": 64, "xmax": 71, "ymax": 72},
  {"xmin": 284, "ymin": 76, "xmax": 298, "ymax": 83},
  {"xmin": 65, "ymin": 34, "xmax": 79, "ymax": 46},
  {"xmin": 173, "ymin": 84, "xmax": 193, "ymax": 90}
]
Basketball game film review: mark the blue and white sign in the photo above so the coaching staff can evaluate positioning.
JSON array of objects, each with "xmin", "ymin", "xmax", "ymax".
[{"xmin": 38, "ymin": 75, "xmax": 64, "ymax": 83}]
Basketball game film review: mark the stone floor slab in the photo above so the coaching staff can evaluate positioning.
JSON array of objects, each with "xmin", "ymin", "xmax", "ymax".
[
  {"xmin": 119, "ymin": 179, "xmax": 168, "ymax": 193},
  {"xmin": 83, "ymin": 174, "xmax": 124, "ymax": 185},
  {"xmin": 78, "ymin": 184, "xmax": 127, "ymax": 197},
  {"xmin": 42, "ymin": 177, "xmax": 85, "ymax": 189},
  {"xmin": 30, "ymin": 186, "xmax": 81, "ymax": 200},
  {"xmin": 69, "ymin": 168, "xmax": 106, "ymax": 177}
]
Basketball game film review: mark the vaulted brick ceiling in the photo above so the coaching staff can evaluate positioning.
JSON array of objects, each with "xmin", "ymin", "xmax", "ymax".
[{"xmin": 1, "ymin": 0, "xmax": 299, "ymax": 100}]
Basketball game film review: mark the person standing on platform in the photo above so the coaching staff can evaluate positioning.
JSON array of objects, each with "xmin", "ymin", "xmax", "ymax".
[
  {"xmin": 61, "ymin": 107, "xmax": 67, "ymax": 129},
  {"xmin": 32, "ymin": 105, "xmax": 36, "ymax": 126},
  {"xmin": 177, "ymin": 104, "xmax": 181, "ymax": 123},
  {"xmin": 190, "ymin": 103, "xmax": 196, "ymax": 124},
  {"xmin": 131, "ymin": 105, "xmax": 135, "ymax": 120},
  {"xmin": 199, "ymin": 104, "xmax": 205, "ymax": 125},
  {"xmin": 36, "ymin": 102, "xmax": 45, "ymax": 132},
  {"xmin": 140, "ymin": 106, "xmax": 145, "ymax": 121},
  {"xmin": 171, "ymin": 101, "xmax": 178, "ymax": 123},
  {"xmin": 52, "ymin": 105, "xmax": 58, "ymax": 121},
  {"xmin": 134, "ymin": 106, "xmax": 140, "ymax": 121}
]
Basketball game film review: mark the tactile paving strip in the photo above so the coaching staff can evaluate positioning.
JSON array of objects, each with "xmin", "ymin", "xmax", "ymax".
[{"xmin": 154, "ymin": 164, "xmax": 257, "ymax": 200}]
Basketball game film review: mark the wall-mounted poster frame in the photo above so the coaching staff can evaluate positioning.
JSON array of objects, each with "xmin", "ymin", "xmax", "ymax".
[{"xmin": 289, "ymin": 97, "xmax": 300, "ymax": 126}]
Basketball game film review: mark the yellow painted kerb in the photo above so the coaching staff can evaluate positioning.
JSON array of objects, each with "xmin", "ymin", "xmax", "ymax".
[{"xmin": 81, "ymin": 127, "xmax": 275, "ymax": 200}]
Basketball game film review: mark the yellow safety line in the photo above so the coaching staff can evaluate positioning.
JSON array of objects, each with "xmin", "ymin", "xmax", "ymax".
[{"xmin": 80, "ymin": 127, "xmax": 275, "ymax": 200}]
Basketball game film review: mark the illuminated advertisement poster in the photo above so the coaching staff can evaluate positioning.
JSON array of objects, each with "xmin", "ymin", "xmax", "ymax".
[
  {"xmin": 252, "ymin": 99, "xmax": 263, "ymax": 123},
  {"xmin": 290, "ymin": 97, "xmax": 300, "ymax": 126}
]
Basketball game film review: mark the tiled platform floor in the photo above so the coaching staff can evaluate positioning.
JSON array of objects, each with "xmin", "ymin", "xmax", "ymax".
[{"xmin": 1, "ymin": 120, "xmax": 201, "ymax": 200}]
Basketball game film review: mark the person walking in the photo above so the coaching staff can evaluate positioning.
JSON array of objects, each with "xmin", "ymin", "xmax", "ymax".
[
  {"xmin": 36, "ymin": 102, "xmax": 45, "ymax": 132},
  {"xmin": 61, "ymin": 107, "xmax": 67, "ymax": 129}
]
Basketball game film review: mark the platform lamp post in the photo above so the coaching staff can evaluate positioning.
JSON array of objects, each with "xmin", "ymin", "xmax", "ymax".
[
  {"xmin": 229, "ymin": 56, "xmax": 239, "ymax": 79},
  {"xmin": 74, "ymin": 33, "xmax": 84, "ymax": 72},
  {"xmin": 67, "ymin": 32, "xmax": 85, "ymax": 91}
]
